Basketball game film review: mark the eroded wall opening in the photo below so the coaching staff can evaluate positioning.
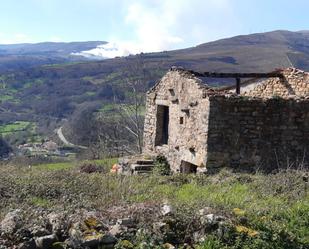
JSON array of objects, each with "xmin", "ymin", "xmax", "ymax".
[
  {"xmin": 155, "ymin": 105, "xmax": 169, "ymax": 146},
  {"xmin": 180, "ymin": 160, "xmax": 197, "ymax": 173}
]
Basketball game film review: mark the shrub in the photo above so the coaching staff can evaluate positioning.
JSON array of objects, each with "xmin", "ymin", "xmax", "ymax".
[
  {"xmin": 78, "ymin": 163, "xmax": 105, "ymax": 174},
  {"xmin": 153, "ymin": 156, "xmax": 171, "ymax": 176}
]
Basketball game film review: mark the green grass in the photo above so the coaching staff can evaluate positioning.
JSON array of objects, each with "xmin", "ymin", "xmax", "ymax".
[
  {"xmin": 0, "ymin": 121, "xmax": 41, "ymax": 144},
  {"xmin": 85, "ymin": 91, "xmax": 96, "ymax": 96},
  {"xmin": 34, "ymin": 161, "xmax": 75, "ymax": 171},
  {"xmin": 0, "ymin": 94, "xmax": 14, "ymax": 101},
  {"xmin": 5, "ymin": 88, "xmax": 18, "ymax": 94},
  {"xmin": 102, "ymin": 71, "xmax": 123, "ymax": 83},
  {"xmin": 42, "ymin": 61, "xmax": 83, "ymax": 68},
  {"xmin": 23, "ymin": 79, "xmax": 45, "ymax": 89},
  {"xmin": 99, "ymin": 103, "xmax": 116, "ymax": 112},
  {"xmin": 29, "ymin": 197, "xmax": 51, "ymax": 207},
  {"xmin": 33, "ymin": 158, "xmax": 118, "ymax": 171},
  {"xmin": 91, "ymin": 158, "xmax": 118, "ymax": 166},
  {"xmin": 0, "ymin": 121, "xmax": 32, "ymax": 134},
  {"xmin": 0, "ymin": 163, "xmax": 307, "ymax": 248}
]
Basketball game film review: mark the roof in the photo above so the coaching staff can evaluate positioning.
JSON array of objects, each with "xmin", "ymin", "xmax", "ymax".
[{"xmin": 147, "ymin": 67, "xmax": 308, "ymax": 96}]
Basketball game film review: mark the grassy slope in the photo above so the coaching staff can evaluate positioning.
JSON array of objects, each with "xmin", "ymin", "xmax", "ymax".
[
  {"xmin": 0, "ymin": 121, "xmax": 32, "ymax": 134},
  {"xmin": 0, "ymin": 161, "xmax": 308, "ymax": 247},
  {"xmin": 33, "ymin": 158, "xmax": 117, "ymax": 171}
]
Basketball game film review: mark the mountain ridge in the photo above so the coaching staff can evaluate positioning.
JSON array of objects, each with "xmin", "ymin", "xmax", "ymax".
[{"xmin": 0, "ymin": 41, "xmax": 107, "ymax": 72}]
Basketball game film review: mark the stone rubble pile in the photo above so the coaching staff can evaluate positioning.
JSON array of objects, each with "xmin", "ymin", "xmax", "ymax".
[{"xmin": 0, "ymin": 203, "xmax": 232, "ymax": 249}]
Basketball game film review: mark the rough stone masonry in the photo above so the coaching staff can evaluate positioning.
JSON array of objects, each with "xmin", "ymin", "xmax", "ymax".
[{"xmin": 143, "ymin": 67, "xmax": 309, "ymax": 173}]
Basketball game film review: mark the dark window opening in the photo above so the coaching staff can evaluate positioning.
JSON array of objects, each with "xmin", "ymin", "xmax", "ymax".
[
  {"xmin": 155, "ymin": 105, "xmax": 169, "ymax": 146},
  {"xmin": 180, "ymin": 117, "xmax": 184, "ymax": 124},
  {"xmin": 168, "ymin": 88, "xmax": 175, "ymax": 96},
  {"xmin": 180, "ymin": 161, "xmax": 197, "ymax": 174},
  {"xmin": 189, "ymin": 147, "xmax": 196, "ymax": 156}
]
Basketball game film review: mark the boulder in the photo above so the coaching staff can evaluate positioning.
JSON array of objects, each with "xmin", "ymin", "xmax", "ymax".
[
  {"xmin": 1, "ymin": 209, "xmax": 22, "ymax": 235},
  {"xmin": 162, "ymin": 243, "xmax": 176, "ymax": 249},
  {"xmin": 198, "ymin": 207, "xmax": 212, "ymax": 216},
  {"xmin": 201, "ymin": 214, "xmax": 225, "ymax": 226},
  {"xmin": 69, "ymin": 219, "xmax": 117, "ymax": 248},
  {"xmin": 161, "ymin": 204, "xmax": 173, "ymax": 216},
  {"xmin": 100, "ymin": 233, "xmax": 117, "ymax": 245},
  {"xmin": 153, "ymin": 222, "xmax": 168, "ymax": 232},
  {"xmin": 31, "ymin": 226, "xmax": 50, "ymax": 237},
  {"xmin": 116, "ymin": 218, "xmax": 134, "ymax": 227},
  {"xmin": 82, "ymin": 233, "xmax": 117, "ymax": 247},
  {"xmin": 109, "ymin": 224, "xmax": 123, "ymax": 237},
  {"xmin": 35, "ymin": 234, "xmax": 57, "ymax": 249},
  {"xmin": 193, "ymin": 230, "xmax": 206, "ymax": 243},
  {"xmin": 47, "ymin": 213, "xmax": 66, "ymax": 235},
  {"xmin": 18, "ymin": 239, "xmax": 37, "ymax": 249},
  {"xmin": 81, "ymin": 233, "xmax": 104, "ymax": 247}
]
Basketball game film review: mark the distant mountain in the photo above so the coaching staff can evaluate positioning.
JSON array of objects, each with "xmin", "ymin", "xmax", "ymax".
[
  {"xmin": 161, "ymin": 30, "xmax": 309, "ymax": 72},
  {"xmin": 73, "ymin": 30, "xmax": 309, "ymax": 72},
  {"xmin": 2, "ymin": 30, "xmax": 309, "ymax": 73},
  {"xmin": 0, "ymin": 41, "xmax": 107, "ymax": 72},
  {"xmin": 0, "ymin": 41, "xmax": 106, "ymax": 56}
]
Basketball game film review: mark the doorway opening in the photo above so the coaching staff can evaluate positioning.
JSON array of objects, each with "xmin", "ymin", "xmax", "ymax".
[
  {"xmin": 180, "ymin": 161, "xmax": 197, "ymax": 174},
  {"xmin": 155, "ymin": 105, "xmax": 169, "ymax": 146}
]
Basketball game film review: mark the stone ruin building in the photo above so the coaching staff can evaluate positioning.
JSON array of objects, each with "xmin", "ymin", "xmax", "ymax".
[{"xmin": 142, "ymin": 67, "xmax": 309, "ymax": 173}]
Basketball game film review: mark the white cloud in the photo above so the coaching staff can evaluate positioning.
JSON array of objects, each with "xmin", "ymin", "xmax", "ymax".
[
  {"xmin": 124, "ymin": 2, "xmax": 184, "ymax": 52},
  {"xmin": 80, "ymin": 0, "xmax": 241, "ymax": 58},
  {"xmin": 72, "ymin": 42, "xmax": 131, "ymax": 59},
  {"xmin": 10, "ymin": 0, "xmax": 240, "ymax": 58},
  {"xmin": 1, "ymin": 0, "xmax": 242, "ymax": 57}
]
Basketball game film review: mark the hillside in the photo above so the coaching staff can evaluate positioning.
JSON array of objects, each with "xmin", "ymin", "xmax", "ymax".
[
  {"xmin": 1, "ymin": 30, "xmax": 309, "ymax": 147},
  {"xmin": 0, "ymin": 41, "xmax": 106, "ymax": 72},
  {"xmin": 170, "ymin": 30, "xmax": 309, "ymax": 72}
]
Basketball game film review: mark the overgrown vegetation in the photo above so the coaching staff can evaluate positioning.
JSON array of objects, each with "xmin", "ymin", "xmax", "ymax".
[
  {"xmin": 0, "ymin": 161, "xmax": 308, "ymax": 248},
  {"xmin": 0, "ymin": 121, "xmax": 33, "ymax": 135},
  {"xmin": 0, "ymin": 121, "xmax": 41, "ymax": 147},
  {"xmin": 153, "ymin": 155, "xmax": 171, "ymax": 175}
]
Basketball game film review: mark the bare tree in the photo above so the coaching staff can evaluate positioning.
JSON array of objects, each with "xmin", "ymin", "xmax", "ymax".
[
  {"xmin": 75, "ymin": 55, "xmax": 164, "ymax": 158},
  {"xmin": 113, "ymin": 56, "xmax": 151, "ymax": 154},
  {"xmin": 115, "ymin": 86, "xmax": 144, "ymax": 153}
]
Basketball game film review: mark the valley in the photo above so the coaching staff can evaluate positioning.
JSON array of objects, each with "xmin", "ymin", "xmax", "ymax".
[{"xmin": 2, "ymin": 30, "xmax": 309, "ymax": 158}]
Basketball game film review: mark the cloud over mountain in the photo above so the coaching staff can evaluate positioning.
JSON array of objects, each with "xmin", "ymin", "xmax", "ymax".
[{"xmin": 77, "ymin": 0, "xmax": 241, "ymax": 58}]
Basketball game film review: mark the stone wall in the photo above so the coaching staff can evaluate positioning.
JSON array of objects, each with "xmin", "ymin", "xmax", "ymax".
[
  {"xmin": 143, "ymin": 68, "xmax": 210, "ymax": 172},
  {"xmin": 143, "ymin": 67, "xmax": 309, "ymax": 173},
  {"xmin": 206, "ymin": 95, "xmax": 309, "ymax": 172},
  {"xmin": 244, "ymin": 68, "xmax": 309, "ymax": 98}
]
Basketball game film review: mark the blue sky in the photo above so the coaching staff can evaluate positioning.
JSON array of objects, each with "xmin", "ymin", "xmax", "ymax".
[{"xmin": 1, "ymin": 0, "xmax": 309, "ymax": 52}]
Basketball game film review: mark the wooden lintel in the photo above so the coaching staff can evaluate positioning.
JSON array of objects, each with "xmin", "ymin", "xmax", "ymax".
[{"xmin": 189, "ymin": 71, "xmax": 283, "ymax": 79}]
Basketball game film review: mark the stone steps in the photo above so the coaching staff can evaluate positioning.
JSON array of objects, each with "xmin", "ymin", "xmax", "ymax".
[
  {"xmin": 135, "ymin": 159, "xmax": 154, "ymax": 165},
  {"xmin": 118, "ymin": 155, "xmax": 156, "ymax": 175},
  {"xmin": 130, "ymin": 160, "xmax": 155, "ymax": 175}
]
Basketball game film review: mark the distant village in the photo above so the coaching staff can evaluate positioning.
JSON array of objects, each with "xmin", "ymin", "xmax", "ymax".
[{"xmin": 15, "ymin": 141, "xmax": 76, "ymax": 159}]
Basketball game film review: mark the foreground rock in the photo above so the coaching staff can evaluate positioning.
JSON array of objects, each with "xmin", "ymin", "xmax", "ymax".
[
  {"xmin": 1, "ymin": 209, "xmax": 23, "ymax": 235},
  {"xmin": 35, "ymin": 234, "xmax": 58, "ymax": 248},
  {"xmin": 0, "ymin": 203, "xmax": 231, "ymax": 248}
]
